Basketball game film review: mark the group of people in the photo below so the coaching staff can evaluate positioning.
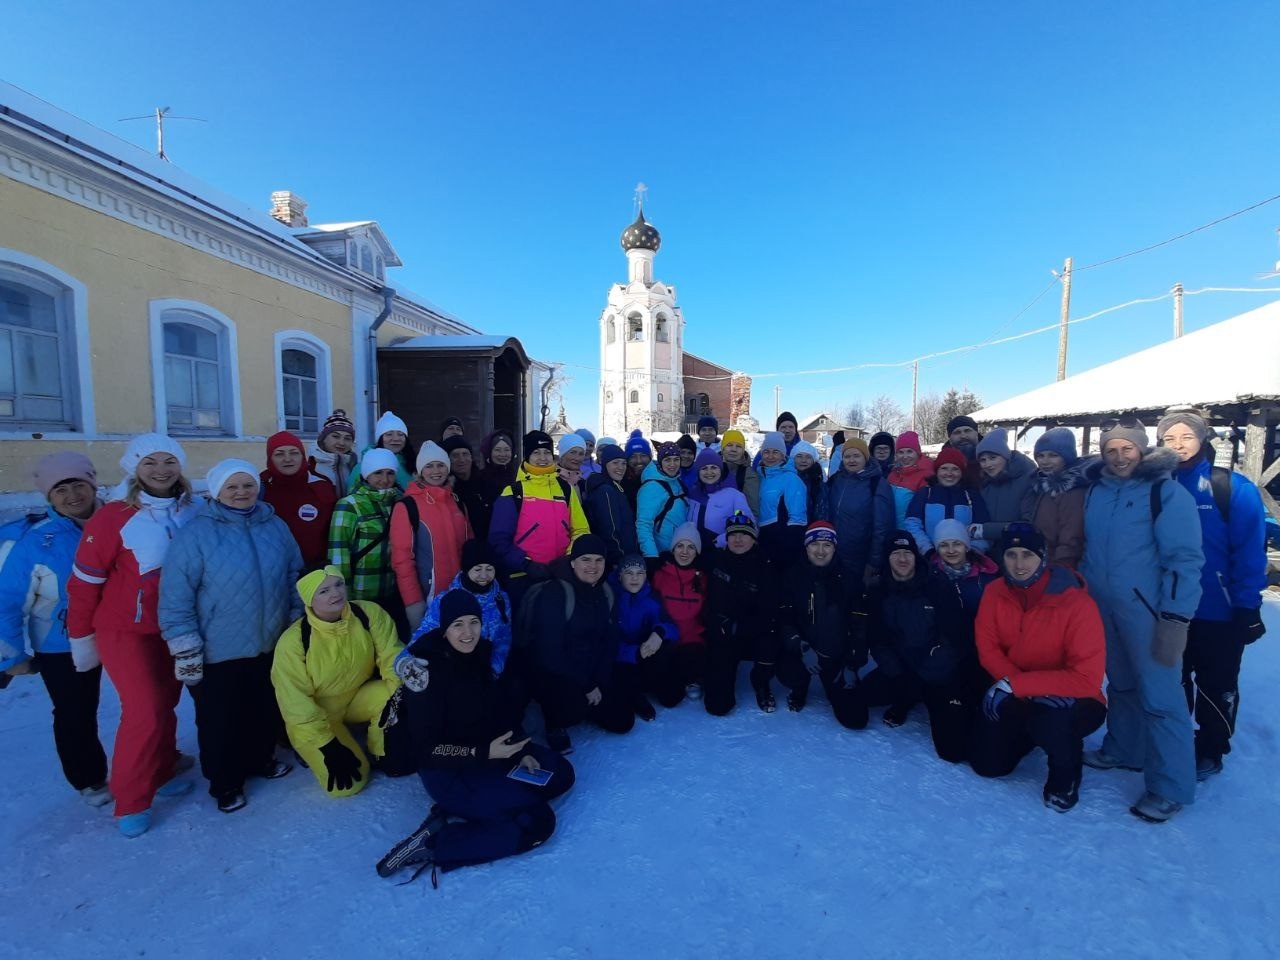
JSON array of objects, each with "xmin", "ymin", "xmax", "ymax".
[{"xmin": 0, "ymin": 405, "xmax": 1268, "ymax": 883}]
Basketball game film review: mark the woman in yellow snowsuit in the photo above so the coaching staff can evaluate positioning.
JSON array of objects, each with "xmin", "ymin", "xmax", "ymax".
[{"xmin": 271, "ymin": 566, "xmax": 403, "ymax": 797}]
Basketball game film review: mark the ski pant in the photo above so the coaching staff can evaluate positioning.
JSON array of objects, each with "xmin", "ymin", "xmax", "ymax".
[
  {"xmin": 857, "ymin": 667, "xmax": 981, "ymax": 762},
  {"xmin": 704, "ymin": 629, "xmax": 778, "ymax": 716},
  {"xmin": 527, "ymin": 667, "xmax": 635, "ymax": 734},
  {"xmin": 1182, "ymin": 618, "xmax": 1245, "ymax": 762},
  {"xmin": 191, "ymin": 654, "xmax": 277, "ymax": 799},
  {"xmin": 32, "ymin": 652, "xmax": 108, "ymax": 792},
  {"xmin": 1097, "ymin": 595, "xmax": 1196, "ymax": 805},
  {"xmin": 970, "ymin": 697, "xmax": 1107, "ymax": 793},
  {"xmin": 420, "ymin": 744, "xmax": 575, "ymax": 871},
  {"xmin": 98, "ymin": 630, "xmax": 182, "ymax": 817},
  {"xmin": 287, "ymin": 679, "xmax": 395, "ymax": 797},
  {"xmin": 675, "ymin": 642, "xmax": 707, "ymax": 689},
  {"xmin": 758, "ymin": 524, "xmax": 805, "ymax": 574},
  {"xmin": 776, "ymin": 650, "xmax": 869, "ymax": 730},
  {"xmin": 611, "ymin": 644, "xmax": 686, "ymax": 711}
]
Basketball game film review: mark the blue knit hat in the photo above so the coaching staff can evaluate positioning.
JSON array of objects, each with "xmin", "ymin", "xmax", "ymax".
[
  {"xmin": 597, "ymin": 443, "xmax": 626, "ymax": 466},
  {"xmin": 574, "ymin": 427, "xmax": 596, "ymax": 444},
  {"xmin": 697, "ymin": 415, "xmax": 718, "ymax": 433},
  {"xmin": 1033, "ymin": 428, "xmax": 1078, "ymax": 466},
  {"xmin": 624, "ymin": 430, "xmax": 651, "ymax": 458}
]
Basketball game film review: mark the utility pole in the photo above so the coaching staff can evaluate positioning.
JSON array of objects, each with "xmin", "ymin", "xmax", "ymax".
[
  {"xmin": 1056, "ymin": 256, "xmax": 1073, "ymax": 381},
  {"xmin": 911, "ymin": 360, "xmax": 919, "ymax": 432},
  {"xmin": 774, "ymin": 385, "xmax": 781, "ymax": 425},
  {"xmin": 1172, "ymin": 282, "xmax": 1184, "ymax": 338}
]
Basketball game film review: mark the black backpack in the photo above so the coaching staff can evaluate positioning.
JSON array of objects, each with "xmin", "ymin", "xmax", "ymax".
[
  {"xmin": 1148, "ymin": 466, "xmax": 1233, "ymax": 523},
  {"xmin": 298, "ymin": 601, "xmax": 372, "ymax": 657},
  {"xmin": 639, "ymin": 477, "xmax": 687, "ymax": 533},
  {"xmin": 515, "ymin": 578, "xmax": 614, "ymax": 645}
]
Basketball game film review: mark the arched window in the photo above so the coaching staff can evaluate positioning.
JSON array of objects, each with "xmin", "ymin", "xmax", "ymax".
[
  {"xmin": 629, "ymin": 390, "xmax": 639, "ymax": 404},
  {"xmin": 655, "ymin": 315, "xmax": 669, "ymax": 343},
  {"xmin": 606, "ymin": 315, "xmax": 616, "ymax": 344},
  {"xmin": 657, "ymin": 393, "xmax": 664, "ymax": 403},
  {"xmin": 150, "ymin": 300, "xmax": 240, "ymax": 436},
  {"xmin": 0, "ymin": 256, "xmax": 85, "ymax": 430},
  {"xmin": 275, "ymin": 332, "xmax": 331, "ymax": 435},
  {"xmin": 349, "ymin": 242, "xmax": 360, "ymax": 268},
  {"xmin": 627, "ymin": 313, "xmax": 644, "ymax": 341}
]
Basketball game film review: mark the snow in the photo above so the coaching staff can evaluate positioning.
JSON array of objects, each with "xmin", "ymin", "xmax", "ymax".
[
  {"xmin": 4, "ymin": 598, "xmax": 1279, "ymax": 959},
  {"xmin": 973, "ymin": 300, "xmax": 1280, "ymax": 423}
]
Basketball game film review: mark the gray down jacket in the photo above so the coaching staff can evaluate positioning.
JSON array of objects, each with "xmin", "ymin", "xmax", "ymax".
[{"xmin": 159, "ymin": 499, "xmax": 304, "ymax": 664}]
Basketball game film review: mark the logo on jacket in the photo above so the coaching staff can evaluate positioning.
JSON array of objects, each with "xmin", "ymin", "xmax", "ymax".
[{"xmin": 298, "ymin": 504, "xmax": 319, "ymax": 522}]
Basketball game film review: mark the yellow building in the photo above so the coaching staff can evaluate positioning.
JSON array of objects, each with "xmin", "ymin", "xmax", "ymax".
[{"xmin": 0, "ymin": 81, "xmax": 545, "ymax": 504}]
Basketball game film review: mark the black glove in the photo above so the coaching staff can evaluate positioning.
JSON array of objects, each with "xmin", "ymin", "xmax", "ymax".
[
  {"xmin": 1232, "ymin": 607, "xmax": 1266, "ymax": 645},
  {"xmin": 318, "ymin": 738, "xmax": 363, "ymax": 793},
  {"xmin": 523, "ymin": 561, "xmax": 550, "ymax": 581}
]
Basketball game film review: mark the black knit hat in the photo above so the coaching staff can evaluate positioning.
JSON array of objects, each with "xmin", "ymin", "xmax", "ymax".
[
  {"xmin": 523, "ymin": 430, "xmax": 553, "ymax": 460},
  {"xmin": 999, "ymin": 522, "xmax": 1046, "ymax": 558},
  {"xmin": 946, "ymin": 415, "xmax": 979, "ymax": 436},
  {"xmin": 777, "ymin": 411, "xmax": 797, "ymax": 429},
  {"xmin": 883, "ymin": 529, "xmax": 920, "ymax": 564},
  {"xmin": 440, "ymin": 416, "xmax": 464, "ymax": 435},
  {"xmin": 461, "ymin": 538, "xmax": 498, "ymax": 573},
  {"xmin": 441, "ymin": 435, "xmax": 471, "ymax": 455},
  {"xmin": 439, "ymin": 589, "xmax": 482, "ymax": 629},
  {"xmin": 571, "ymin": 533, "xmax": 609, "ymax": 560},
  {"xmin": 677, "ymin": 434, "xmax": 697, "ymax": 452}
]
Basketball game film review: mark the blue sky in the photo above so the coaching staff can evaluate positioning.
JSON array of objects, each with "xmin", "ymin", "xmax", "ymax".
[{"xmin": 6, "ymin": 1, "xmax": 1279, "ymax": 431}]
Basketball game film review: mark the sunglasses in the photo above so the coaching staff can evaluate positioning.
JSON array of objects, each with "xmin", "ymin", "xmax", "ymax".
[{"xmin": 1100, "ymin": 415, "xmax": 1145, "ymax": 431}]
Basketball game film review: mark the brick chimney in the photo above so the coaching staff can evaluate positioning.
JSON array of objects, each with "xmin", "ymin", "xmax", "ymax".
[
  {"xmin": 270, "ymin": 190, "xmax": 308, "ymax": 228},
  {"xmin": 730, "ymin": 373, "xmax": 752, "ymax": 424}
]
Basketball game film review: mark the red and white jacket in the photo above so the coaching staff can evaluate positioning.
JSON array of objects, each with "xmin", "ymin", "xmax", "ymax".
[{"xmin": 67, "ymin": 495, "xmax": 201, "ymax": 637}]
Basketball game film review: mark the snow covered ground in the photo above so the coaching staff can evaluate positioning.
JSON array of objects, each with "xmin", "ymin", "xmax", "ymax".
[{"xmin": 3, "ymin": 597, "xmax": 1279, "ymax": 960}]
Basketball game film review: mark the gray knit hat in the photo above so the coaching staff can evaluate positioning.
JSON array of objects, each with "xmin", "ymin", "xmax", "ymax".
[
  {"xmin": 1156, "ymin": 408, "xmax": 1210, "ymax": 444},
  {"xmin": 1098, "ymin": 417, "xmax": 1150, "ymax": 453}
]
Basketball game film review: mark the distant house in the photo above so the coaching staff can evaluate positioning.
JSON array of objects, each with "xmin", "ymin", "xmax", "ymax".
[
  {"xmin": 796, "ymin": 413, "xmax": 865, "ymax": 446},
  {"xmin": 0, "ymin": 81, "xmax": 547, "ymax": 499}
]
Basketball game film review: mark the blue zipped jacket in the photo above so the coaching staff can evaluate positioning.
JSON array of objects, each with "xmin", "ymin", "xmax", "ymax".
[
  {"xmin": 0, "ymin": 508, "xmax": 84, "ymax": 668},
  {"xmin": 757, "ymin": 459, "xmax": 808, "ymax": 528}
]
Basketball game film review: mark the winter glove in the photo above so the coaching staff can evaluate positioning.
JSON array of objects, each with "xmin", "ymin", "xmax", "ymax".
[
  {"xmin": 1152, "ymin": 613, "xmax": 1189, "ymax": 667},
  {"xmin": 394, "ymin": 654, "xmax": 430, "ymax": 693},
  {"xmin": 173, "ymin": 648, "xmax": 204, "ymax": 686},
  {"xmin": 1031, "ymin": 695, "xmax": 1076, "ymax": 709},
  {"xmin": 799, "ymin": 641, "xmax": 821, "ymax": 676},
  {"xmin": 1232, "ymin": 607, "xmax": 1266, "ymax": 645},
  {"xmin": 522, "ymin": 560, "xmax": 550, "ymax": 582},
  {"xmin": 318, "ymin": 738, "xmax": 363, "ymax": 793},
  {"xmin": 404, "ymin": 601, "xmax": 427, "ymax": 632},
  {"xmin": 982, "ymin": 677, "xmax": 1014, "ymax": 722},
  {"xmin": 69, "ymin": 635, "xmax": 100, "ymax": 672}
]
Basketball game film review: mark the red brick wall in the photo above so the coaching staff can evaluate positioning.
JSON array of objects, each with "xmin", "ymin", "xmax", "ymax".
[{"xmin": 682, "ymin": 354, "xmax": 734, "ymax": 430}]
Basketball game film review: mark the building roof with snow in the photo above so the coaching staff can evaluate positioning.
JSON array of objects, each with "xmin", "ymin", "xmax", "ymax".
[{"xmin": 973, "ymin": 300, "xmax": 1280, "ymax": 426}]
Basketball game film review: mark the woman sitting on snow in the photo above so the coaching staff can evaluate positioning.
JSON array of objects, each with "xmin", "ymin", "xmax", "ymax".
[{"xmin": 377, "ymin": 589, "xmax": 575, "ymax": 886}]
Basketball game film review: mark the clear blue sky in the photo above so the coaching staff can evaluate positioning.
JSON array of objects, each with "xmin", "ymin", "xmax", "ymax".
[{"xmin": 6, "ymin": 1, "xmax": 1279, "ymax": 431}]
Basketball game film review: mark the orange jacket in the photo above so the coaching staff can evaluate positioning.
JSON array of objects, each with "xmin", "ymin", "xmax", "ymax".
[
  {"xmin": 390, "ymin": 481, "xmax": 472, "ymax": 607},
  {"xmin": 974, "ymin": 565, "xmax": 1105, "ymax": 702}
]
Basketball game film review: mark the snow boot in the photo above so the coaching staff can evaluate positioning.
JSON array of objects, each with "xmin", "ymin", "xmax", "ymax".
[
  {"xmin": 1195, "ymin": 757, "xmax": 1223, "ymax": 782},
  {"xmin": 118, "ymin": 810, "xmax": 151, "ymax": 838},
  {"xmin": 79, "ymin": 782, "xmax": 111, "ymax": 808},
  {"xmin": 263, "ymin": 759, "xmax": 293, "ymax": 780},
  {"xmin": 1082, "ymin": 749, "xmax": 1141, "ymax": 772},
  {"xmin": 633, "ymin": 693, "xmax": 657, "ymax": 722},
  {"xmin": 684, "ymin": 683, "xmax": 703, "ymax": 702},
  {"xmin": 1129, "ymin": 791, "xmax": 1182, "ymax": 823},
  {"xmin": 155, "ymin": 777, "xmax": 194, "ymax": 798},
  {"xmin": 754, "ymin": 685, "xmax": 776, "ymax": 714},
  {"xmin": 377, "ymin": 805, "xmax": 447, "ymax": 879},
  {"xmin": 217, "ymin": 791, "xmax": 247, "ymax": 814},
  {"xmin": 787, "ymin": 689, "xmax": 807, "ymax": 712},
  {"xmin": 1042, "ymin": 779, "xmax": 1080, "ymax": 813},
  {"xmin": 547, "ymin": 728, "xmax": 574, "ymax": 755}
]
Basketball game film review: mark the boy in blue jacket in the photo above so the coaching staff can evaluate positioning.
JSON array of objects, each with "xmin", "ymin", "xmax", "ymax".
[{"xmin": 612, "ymin": 554, "xmax": 683, "ymax": 719}]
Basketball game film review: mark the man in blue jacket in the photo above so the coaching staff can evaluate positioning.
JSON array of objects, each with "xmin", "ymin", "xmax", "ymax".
[
  {"xmin": 1158, "ymin": 409, "xmax": 1268, "ymax": 781},
  {"xmin": 1081, "ymin": 419, "xmax": 1204, "ymax": 822}
]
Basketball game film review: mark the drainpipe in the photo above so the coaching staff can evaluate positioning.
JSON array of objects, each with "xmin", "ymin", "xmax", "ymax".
[{"xmin": 367, "ymin": 286, "xmax": 396, "ymax": 434}]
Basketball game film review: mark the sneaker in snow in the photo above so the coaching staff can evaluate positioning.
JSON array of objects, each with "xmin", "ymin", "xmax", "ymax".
[
  {"xmin": 1129, "ymin": 791, "xmax": 1182, "ymax": 823},
  {"xmin": 263, "ymin": 760, "xmax": 293, "ymax": 780},
  {"xmin": 217, "ymin": 791, "xmax": 247, "ymax": 814},
  {"xmin": 633, "ymin": 694, "xmax": 656, "ymax": 722},
  {"xmin": 118, "ymin": 810, "xmax": 151, "ymax": 838},
  {"xmin": 755, "ymin": 688, "xmax": 776, "ymax": 714},
  {"xmin": 79, "ymin": 782, "xmax": 111, "ymax": 808},
  {"xmin": 684, "ymin": 683, "xmax": 703, "ymax": 702},
  {"xmin": 787, "ymin": 690, "xmax": 807, "ymax": 713},
  {"xmin": 1042, "ymin": 780, "xmax": 1080, "ymax": 813},
  {"xmin": 1195, "ymin": 756, "xmax": 1223, "ymax": 782},
  {"xmin": 547, "ymin": 728, "xmax": 573, "ymax": 755},
  {"xmin": 377, "ymin": 806, "xmax": 446, "ymax": 878},
  {"xmin": 1082, "ymin": 749, "xmax": 1141, "ymax": 772}
]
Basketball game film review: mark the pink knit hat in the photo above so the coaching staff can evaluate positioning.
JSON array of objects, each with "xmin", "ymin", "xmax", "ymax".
[{"xmin": 32, "ymin": 452, "xmax": 97, "ymax": 498}]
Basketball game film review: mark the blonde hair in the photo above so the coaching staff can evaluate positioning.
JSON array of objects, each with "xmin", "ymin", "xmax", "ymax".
[{"xmin": 122, "ymin": 474, "xmax": 194, "ymax": 507}]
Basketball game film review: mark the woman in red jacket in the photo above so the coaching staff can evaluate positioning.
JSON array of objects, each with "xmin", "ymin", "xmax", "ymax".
[
  {"xmin": 67, "ymin": 434, "xmax": 203, "ymax": 837},
  {"xmin": 259, "ymin": 430, "xmax": 337, "ymax": 571},
  {"xmin": 968, "ymin": 523, "xmax": 1107, "ymax": 813}
]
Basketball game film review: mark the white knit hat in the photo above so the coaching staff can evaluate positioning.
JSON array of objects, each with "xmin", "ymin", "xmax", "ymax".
[
  {"xmin": 119, "ymin": 433, "xmax": 187, "ymax": 477},
  {"xmin": 558, "ymin": 433, "xmax": 587, "ymax": 454},
  {"xmin": 416, "ymin": 440, "xmax": 448, "ymax": 472},
  {"xmin": 206, "ymin": 459, "xmax": 260, "ymax": 498},
  {"xmin": 373, "ymin": 411, "xmax": 408, "ymax": 440},
  {"xmin": 361, "ymin": 447, "xmax": 399, "ymax": 480}
]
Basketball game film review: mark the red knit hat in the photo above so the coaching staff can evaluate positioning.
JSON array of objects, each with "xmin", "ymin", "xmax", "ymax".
[
  {"xmin": 896, "ymin": 430, "xmax": 922, "ymax": 454},
  {"xmin": 268, "ymin": 431, "xmax": 306, "ymax": 458},
  {"xmin": 934, "ymin": 446, "xmax": 968, "ymax": 472}
]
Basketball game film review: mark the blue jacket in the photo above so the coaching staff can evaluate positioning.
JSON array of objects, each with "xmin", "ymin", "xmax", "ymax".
[
  {"xmin": 1171, "ymin": 458, "xmax": 1268, "ymax": 621},
  {"xmin": 410, "ymin": 574, "xmax": 513, "ymax": 674},
  {"xmin": 159, "ymin": 500, "xmax": 304, "ymax": 664},
  {"xmin": 0, "ymin": 508, "xmax": 85, "ymax": 668},
  {"xmin": 905, "ymin": 482, "xmax": 990, "ymax": 553},
  {"xmin": 825, "ymin": 460, "xmax": 895, "ymax": 578},
  {"xmin": 615, "ymin": 581, "xmax": 677, "ymax": 665},
  {"xmin": 636, "ymin": 462, "xmax": 690, "ymax": 557},
  {"xmin": 757, "ymin": 460, "xmax": 808, "ymax": 528},
  {"xmin": 1081, "ymin": 448, "xmax": 1203, "ymax": 620}
]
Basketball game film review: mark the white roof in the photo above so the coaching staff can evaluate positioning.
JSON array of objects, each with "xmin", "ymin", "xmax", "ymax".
[
  {"xmin": 385, "ymin": 335, "xmax": 522, "ymax": 351},
  {"xmin": 974, "ymin": 300, "xmax": 1280, "ymax": 423}
]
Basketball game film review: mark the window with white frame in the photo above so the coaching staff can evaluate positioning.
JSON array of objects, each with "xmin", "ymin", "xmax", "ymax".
[
  {"xmin": 281, "ymin": 348, "xmax": 320, "ymax": 434},
  {"xmin": 155, "ymin": 305, "xmax": 237, "ymax": 436},
  {"xmin": 655, "ymin": 315, "xmax": 669, "ymax": 342},
  {"xmin": 629, "ymin": 390, "xmax": 639, "ymax": 404},
  {"xmin": 361, "ymin": 245, "xmax": 374, "ymax": 274},
  {"xmin": 0, "ymin": 265, "xmax": 79, "ymax": 429}
]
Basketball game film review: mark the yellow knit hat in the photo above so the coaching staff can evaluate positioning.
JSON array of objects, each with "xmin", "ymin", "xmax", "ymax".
[
  {"xmin": 297, "ymin": 565, "xmax": 345, "ymax": 607},
  {"xmin": 722, "ymin": 429, "xmax": 746, "ymax": 446}
]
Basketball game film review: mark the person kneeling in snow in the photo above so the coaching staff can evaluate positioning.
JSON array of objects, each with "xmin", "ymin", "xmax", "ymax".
[
  {"xmin": 271, "ymin": 566, "xmax": 407, "ymax": 798},
  {"xmin": 377, "ymin": 590, "xmax": 574, "ymax": 885},
  {"xmin": 968, "ymin": 524, "xmax": 1107, "ymax": 812},
  {"xmin": 613, "ymin": 554, "xmax": 684, "ymax": 719}
]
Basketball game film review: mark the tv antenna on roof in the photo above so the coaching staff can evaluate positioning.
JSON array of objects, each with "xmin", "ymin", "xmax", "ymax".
[{"xmin": 118, "ymin": 106, "xmax": 206, "ymax": 162}]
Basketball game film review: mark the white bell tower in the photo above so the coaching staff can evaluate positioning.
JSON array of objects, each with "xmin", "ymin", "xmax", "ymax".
[{"xmin": 598, "ymin": 194, "xmax": 685, "ymax": 438}]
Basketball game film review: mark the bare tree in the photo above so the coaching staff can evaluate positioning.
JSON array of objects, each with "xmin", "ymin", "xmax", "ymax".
[
  {"xmin": 837, "ymin": 399, "xmax": 866, "ymax": 430},
  {"xmin": 866, "ymin": 394, "xmax": 907, "ymax": 434},
  {"xmin": 913, "ymin": 391, "xmax": 947, "ymax": 444}
]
